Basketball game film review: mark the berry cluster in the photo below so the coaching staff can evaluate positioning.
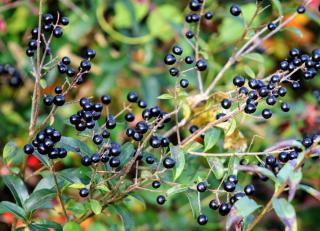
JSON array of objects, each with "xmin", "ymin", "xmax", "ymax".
[
  {"xmin": 185, "ymin": 0, "xmax": 214, "ymax": 24},
  {"xmin": 163, "ymin": 0, "xmax": 212, "ymax": 88},
  {"xmin": 194, "ymin": 177, "xmax": 255, "ymax": 225},
  {"xmin": 125, "ymin": 91, "xmax": 172, "ymax": 143},
  {"xmin": 24, "ymin": 127, "xmax": 66, "ymax": 159},
  {"xmin": 0, "ymin": 64, "xmax": 23, "ymax": 87},
  {"xmin": 26, "ymin": 13, "xmax": 69, "ymax": 57},
  {"xmin": 69, "ymin": 97, "xmax": 103, "ymax": 132},
  {"xmin": 43, "ymin": 48, "xmax": 96, "ymax": 107},
  {"xmin": 164, "ymin": 45, "xmax": 207, "ymax": 88},
  {"xmin": 218, "ymin": 48, "xmax": 320, "ymax": 121}
]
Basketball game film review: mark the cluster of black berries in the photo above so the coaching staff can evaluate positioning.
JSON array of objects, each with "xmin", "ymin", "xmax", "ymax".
[
  {"xmin": 69, "ymin": 97, "xmax": 103, "ymax": 132},
  {"xmin": 279, "ymin": 48, "xmax": 320, "ymax": 80},
  {"xmin": 199, "ymin": 178, "xmax": 254, "ymax": 225},
  {"xmin": 241, "ymin": 135, "xmax": 319, "ymax": 182},
  {"xmin": 26, "ymin": 13, "xmax": 69, "ymax": 57},
  {"xmin": 185, "ymin": 0, "xmax": 214, "ymax": 25},
  {"xmin": 24, "ymin": 127, "xmax": 66, "ymax": 159},
  {"xmin": 80, "ymin": 141, "xmax": 122, "ymax": 171},
  {"xmin": 218, "ymin": 48, "xmax": 320, "ymax": 120},
  {"xmin": 125, "ymin": 91, "xmax": 171, "ymax": 141},
  {"xmin": 164, "ymin": 45, "xmax": 207, "ymax": 87},
  {"xmin": 0, "ymin": 64, "xmax": 23, "ymax": 87},
  {"xmin": 43, "ymin": 48, "xmax": 96, "ymax": 107},
  {"xmin": 43, "ymin": 85, "xmax": 65, "ymax": 107},
  {"xmin": 57, "ymin": 48, "xmax": 96, "ymax": 85}
]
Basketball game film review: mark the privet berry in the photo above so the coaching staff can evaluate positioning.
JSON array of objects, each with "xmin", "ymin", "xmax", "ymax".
[
  {"xmin": 230, "ymin": 4, "xmax": 241, "ymax": 16},
  {"xmin": 156, "ymin": 195, "xmax": 166, "ymax": 205},
  {"xmin": 197, "ymin": 214, "xmax": 208, "ymax": 225}
]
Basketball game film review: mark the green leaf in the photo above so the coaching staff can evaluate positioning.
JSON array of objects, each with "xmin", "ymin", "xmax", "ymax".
[
  {"xmin": 59, "ymin": 137, "xmax": 92, "ymax": 156},
  {"xmin": 234, "ymin": 197, "xmax": 261, "ymax": 217},
  {"xmin": 272, "ymin": 198, "xmax": 297, "ymax": 230},
  {"xmin": 3, "ymin": 142, "xmax": 23, "ymax": 165},
  {"xmin": 40, "ymin": 79, "xmax": 47, "ymax": 89},
  {"xmin": 225, "ymin": 119, "xmax": 237, "ymax": 136},
  {"xmin": 237, "ymin": 165, "xmax": 278, "ymax": 183},
  {"xmin": 243, "ymin": 53, "xmax": 264, "ymax": 63},
  {"xmin": 33, "ymin": 150, "xmax": 50, "ymax": 166},
  {"xmin": 272, "ymin": 0, "xmax": 283, "ymax": 15},
  {"xmin": 63, "ymin": 221, "xmax": 82, "ymax": 231},
  {"xmin": 120, "ymin": 142, "xmax": 135, "ymax": 167},
  {"xmin": 2, "ymin": 175, "xmax": 29, "ymax": 207},
  {"xmin": 157, "ymin": 93, "xmax": 174, "ymax": 100},
  {"xmin": 244, "ymin": 66, "xmax": 255, "ymax": 78},
  {"xmin": 113, "ymin": 205, "xmax": 135, "ymax": 231},
  {"xmin": 185, "ymin": 189, "xmax": 200, "ymax": 219},
  {"xmin": 204, "ymin": 127, "xmax": 221, "ymax": 151},
  {"xmin": 206, "ymin": 157, "xmax": 224, "ymax": 180},
  {"xmin": 286, "ymin": 27, "xmax": 304, "ymax": 38},
  {"xmin": 113, "ymin": 2, "xmax": 132, "ymax": 28},
  {"xmin": 288, "ymin": 169, "xmax": 302, "ymax": 201},
  {"xmin": 24, "ymin": 189, "xmax": 56, "ymax": 212},
  {"xmin": 171, "ymin": 146, "xmax": 185, "ymax": 181},
  {"xmin": 147, "ymin": 5, "xmax": 183, "ymax": 41},
  {"xmin": 90, "ymin": 199, "xmax": 102, "ymax": 215},
  {"xmin": 31, "ymin": 220, "xmax": 62, "ymax": 231},
  {"xmin": 0, "ymin": 201, "xmax": 26, "ymax": 220},
  {"xmin": 68, "ymin": 183, "xmax": 87, "ymax": 189},
  {"xmin": 166, "ymin": 184, "xmax": 188, "ymax": 197},
  {"xmin": 298, "ymin": 184, "xmax": 320, "ymax": 201}
]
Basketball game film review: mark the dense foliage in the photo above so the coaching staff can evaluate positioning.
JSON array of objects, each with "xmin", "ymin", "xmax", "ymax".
[{"xmin": 0, "ymin": 0, "xmax": 320, "ymax": 230}]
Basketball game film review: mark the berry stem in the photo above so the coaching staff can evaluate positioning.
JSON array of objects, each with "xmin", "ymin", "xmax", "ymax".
[
  {"xmin": 194, "ymin": 0, "xmax": 205, "ymax": 95},
  {"xmin": 245, "ymin": 145, "xmax": 315, "ymax": 231},
  {"xmin": 189, "ymin": 148, "xmax": 293, "ymax": 157},
  {"xmin": 50, "ymin": 160, "xmax": 69, "ymax": 221}
]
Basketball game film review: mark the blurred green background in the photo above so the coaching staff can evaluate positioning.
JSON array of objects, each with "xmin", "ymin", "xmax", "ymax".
[{"xmin": 0, "ymin": 0, "xmax": 319, "ymax": 230}]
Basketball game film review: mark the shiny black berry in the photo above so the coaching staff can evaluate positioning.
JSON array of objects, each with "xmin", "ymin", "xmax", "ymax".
[
  {"xmin": 172, "ymin": 45, "xmax": 183, "ymax": 55},
  {"xmin": 223, "ymin": 181, "xmax": 236, "ymax": 192},
  {"xmin": 80, "ymin": 60, "xmax": 91, "ymax": 71},
  {"xmin": 53, "ymin": 95, "xmax": 65, "ymax": 106},
  {"xmin": 79, "ymin": 188, "xmax": 89, "ymax": 197},
  {"xmin": 43, "ymin": 95, "xmax": 53, "ymax": 106},
  {"xmin": 152, "ymin": 180, "xmax": 161, "ymax": 189},
  {"xmin": 60, "ymin": 16, "xmax": 69, "ymax": 25},
  {"xmin": 267, "ymin": 22, "xmax": 277, "ymax": 31},
  {"xmin": 221, "ymin": 99, "xmax": 232, "ymax": 109},
  {"xmin": 81, "ymin": 155, "xmax": 92, "ymax": 166},
  {"xmin": 101, "ymin": 95, "xmax": 111, "ymax": 105},
  {"xmin": 219, "ymin": 202, "xmax": 231, "ymax": 216},
  {"xmin": 230, "ymin": 4, "xmax": 241, "ymax": 16},
  {"xmin": 197, "ymin": 182, "xmax": 207, "ymax": 192},
  {"xmin": 169, "ymin": 67, "xmax": 179, "ymax": 77},
  {"xmin": 209, "ymin": 199, "xmax": 219, "ymax": 210},
  {"xmin": 195, "ymin": 59, "xmax": 207, "ymax": 71},
  {"xmin": 53, "ymin": 26, "xmax": 63, "ymax": 38},
  {"xmin": 164, "ymin": 54, "xmax": 176, "ymax": 65},
  {"xmin": 156, "ymin": 195, "xmax": 166, "ymax": 205},
  {"xmin": 146, "ymin": 155, "xmax": 155, "ymax": 164},
  {"xmin": 125, "ymin": 112, "xmax": 135, "ymax": 122},
  {"xmin": 109, "ymin": 157, "xmax": 121, "ymax": 167},
  {"xmin": 262, "ymin": 108, "xmax": 272, "ymax": 119},
  {"xmin": 244, "ymin": 184, "xmax": 255, "ymax": 196},
  {"xmin": 280, "ymin": 102, "xmax": 290, "ymax": 112},
  {"xmin": 180, "ymin": 79, "xmax": 189, "ymax": 88},
  {"xmin": 24, "ymin": 144, "xmax": 34, "ymax": 154},
  {"xmin": 185, "ymin": 56, "xmax": 194, "ymax": 64},
  {"xmin": 297, "ymin": 5, "xmax": 306, "ymax": 14},
  {"xmin": 197, "ymin": 214, "xmax": 208, "ymax": 226},
  {"xmin": 163, "ymin": 156, "xmax": 176, "ymax": 169}
]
